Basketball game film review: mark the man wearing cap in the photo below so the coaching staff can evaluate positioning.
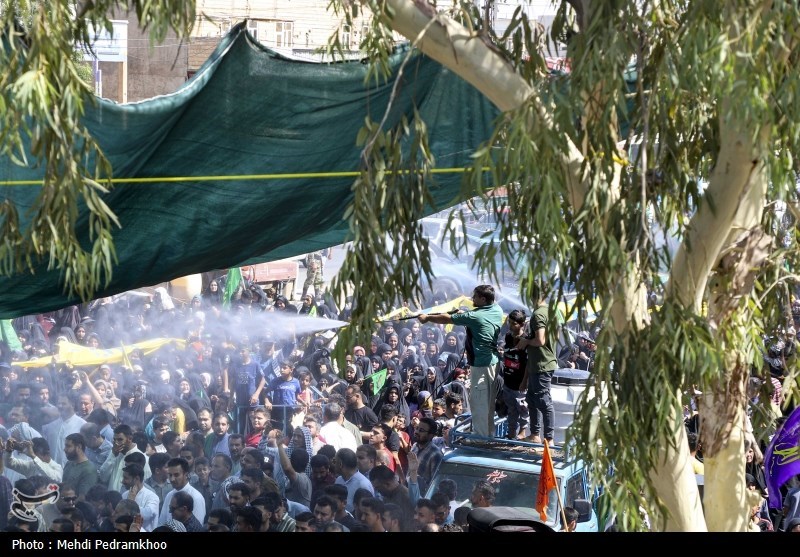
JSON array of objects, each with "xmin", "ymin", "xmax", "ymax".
[{"xmin": 575, "ymin": 331, "xmax": 596, "ymax": 371}]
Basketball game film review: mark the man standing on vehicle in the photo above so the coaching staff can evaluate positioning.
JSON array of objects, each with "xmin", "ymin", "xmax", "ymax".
[
  {"xmin": 516, "ymin": 279, "xmax": 558, "ymax": 444},
  {"xmin": 500, "ymin": 309, "xmax": 530, "ymax": 440},
  {"xmin": 418, "ymin": 285, "xmax": 504, "ymax": 437}
]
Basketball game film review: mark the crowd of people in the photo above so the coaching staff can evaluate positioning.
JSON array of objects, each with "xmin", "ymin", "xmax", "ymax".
[
  {"xmin": 0, "ymin": 280, "xmax": 542, "ymax": 533},
  {"xmin": 1, "ymin": 274, "xmax": 795, "ymax": 534}
]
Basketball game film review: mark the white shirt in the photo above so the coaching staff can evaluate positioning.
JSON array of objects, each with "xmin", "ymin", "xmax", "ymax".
[
  {"xmin": 99, "ymin": 446, "xmax": 149, "ymax": 493},
  {"xmin": 158, "ymin": 483, "xmax": 206, "ymax": 526},
  {"xmin": 42, "ymin": 414, "xmax": 86, "ymax": 466},
  {"xmin": 318, "ymin": 421, "xmax": 358, "ymax": 452},
  {"xmin": 121, "ymin": 484, "xmax": 160, "ymax": 532}
]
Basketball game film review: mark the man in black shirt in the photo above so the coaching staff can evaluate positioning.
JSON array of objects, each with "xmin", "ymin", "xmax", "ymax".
[
  {"xmin": 344, "ymin": 385, "xmax": 379, "ymax": 443},
  {"xmin": 500, "ymin": 310, "xmax": 530, "ymax": 440}
]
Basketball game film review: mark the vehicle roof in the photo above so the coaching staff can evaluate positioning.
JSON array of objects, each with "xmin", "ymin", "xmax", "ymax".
[{"xmin": 442, "ymin": 447, "xmax": 581, "ymax": 477}]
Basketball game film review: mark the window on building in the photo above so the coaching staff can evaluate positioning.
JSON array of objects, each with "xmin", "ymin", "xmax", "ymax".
[
  {"xmin": 361, "ymin": 24, "xmax": 369, "ymax": 44},
  {"xmin": 342, "ymin": 24, "xmax": 351, "ymax": 50},
  {"xmin": 276, "ymin": 21, "xmax": 293, "ymax": 48},
  {"xmin": 248, "ymin": 20, "xmax": 259, "ymax": 42}
]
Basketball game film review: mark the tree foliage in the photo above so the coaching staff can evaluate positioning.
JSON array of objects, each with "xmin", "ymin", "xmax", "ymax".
[
  {"xmin": 4, "ymin": 0, "xmax": 800, "ymax": 532},
  {"xmin": 0, "ymin": 1, "xmax": 194, "ymax": 301},
  {"xmin": 329, "ymin": 0, "xmax": 800, "ymax": 531}
]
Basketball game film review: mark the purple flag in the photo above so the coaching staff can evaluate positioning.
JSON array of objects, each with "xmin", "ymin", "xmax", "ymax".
[{"xmin": 765, "ymin": 405, "xmax": 800, "ymax": 509}]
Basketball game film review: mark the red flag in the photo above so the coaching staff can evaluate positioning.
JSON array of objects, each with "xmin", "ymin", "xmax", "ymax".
[{"xmin": 535, "ymin": 440, "xmax": 557, "ymax": 521}]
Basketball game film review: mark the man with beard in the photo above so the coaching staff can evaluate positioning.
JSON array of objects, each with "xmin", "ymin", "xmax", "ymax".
[
  {"xmin": 344, "ymin": 385, "xmax": 379, "ymax": 443},
  {"xmin": 144, "ymin": 452, "xmax": 171, "ymax": 513},
  {"xmin": 157, "ymin": 457, "xmax": 205, "ymax": 526},
  {"xmin": 79, "ymin": 422, "xmax": 112, "ymax": 473},
  {"xmin": 418, "ymin": 285, "xmax": 504, "ymax": 437},
  {"xmin": 42, "ymin": 394, "xmax": 86, "ymax": 466},
  {"xmin": 120, "ymin": 463, "xmax": 159, "ymax": 532},
  {"xmin": 204, "ymin": 412, "xmax": 231, "ymax": 459},
  {"xmin": 228, "ymin": 433, "xmax": 245, "ymax": 476},
  {"xmin": 62, "ymin": 433, "xmax": 98, "ymax": 496},
  {"xmin": 169, "ymin": 490, "xmax": 206, "ymax": 532},
  {"xmin": 196, "ymin": 408, "xmax": 213, "ymax": 438},
  {"xmin": 99, "ymin": 424, "xmax": 145, "ymax": 493},
  {"xmin": 309, "ymin": 454, "xmax": 335, "ymax": 510},
  {"xmin": 209, "ymin": 452, "xmax": 235, "ymax": 510},
  {"xmin": 227, "ymin": 482, "xmax": 251, "ymax": 514}
]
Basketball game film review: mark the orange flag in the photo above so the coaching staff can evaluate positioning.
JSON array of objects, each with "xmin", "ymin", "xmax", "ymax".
[{"xmin": 535, "ymin": 440, "xmax": 557, "ymax": 521}]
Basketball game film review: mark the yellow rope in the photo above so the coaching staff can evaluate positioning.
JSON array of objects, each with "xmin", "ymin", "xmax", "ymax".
[{"xmin": 0, "ymin": 166, "xmax": 488, "ymax": 186}]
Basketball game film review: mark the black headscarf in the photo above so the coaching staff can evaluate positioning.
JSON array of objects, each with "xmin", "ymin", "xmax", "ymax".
[
  {"xmin": 118, "ymin": 384, "xmax": 153, "ymax": 429},
  {"xmin": 377, "ymin": 381, "xmax": 410, "ymax": 424},
  {"xmin": 441, "ymin": 352, "xmax": 462, "ymax": 384},
  {"xmin": 441, "ymin": 331, "xmax": 463, "ymax": 356},
  {"xmin": 56, "ymin": 326, "xmax": 78, "ymax": 345},
  {"xmin": 398, "ymin": 328, "xmax": 414, "ymax": 350},
  {"xmin": 419, "ymin": 366, "xmax": 445, "ymax": 400},
  {"xmin": 185, "ymin": 373, "xmax": 212, "ymax": 413},
  {"xmin": 423, "ymin": 326, "xmax": 444, "ymax": 349}
]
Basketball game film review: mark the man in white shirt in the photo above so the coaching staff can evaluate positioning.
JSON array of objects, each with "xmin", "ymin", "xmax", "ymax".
[
  {"xmin": 318, "ymin": 402, "xmax": 358, "ymax": 452},
  {"xmin": 158, "ymin": 457, "xmax": 206, "ymax": 526},
  {"xmin": 99, "ymin": 424, "xmax": 146, "ymax": 493},
  {"xmin": 41, "ymin": 394, "xmax": 86, "ymax": 466},
  {"xmin": 121, "ymin": 463, "xmax": 160, "ymax": 532},
  {"xmin": 3, "ymin": 437, "xmax": 63, "ymax": 482}
]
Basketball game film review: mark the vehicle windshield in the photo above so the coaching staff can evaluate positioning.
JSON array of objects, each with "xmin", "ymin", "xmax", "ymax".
[{"xmin": 426, "ymin": 461, "xmax": 560, "ymax": 525}]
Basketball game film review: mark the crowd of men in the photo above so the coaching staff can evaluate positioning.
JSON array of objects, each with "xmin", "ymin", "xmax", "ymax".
[
  {"xmin": 3, "ymin": 271, "xmax": 797, "ymax": 534},
  {"xmin": 0, "ymin": 280, "xmax": 546, "ymax": 533}
]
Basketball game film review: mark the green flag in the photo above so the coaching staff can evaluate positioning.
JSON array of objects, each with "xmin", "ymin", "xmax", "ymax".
[
  {"xmin": 1, "ymin": 319, "xmax": 22, "ymax": 352},
  {"xmin": 369, "ymin": 368, "xmax": 388, "ymax": 396},
  {"xmin": 222, "ymin": 267, "xmax": 242, "ymax": 309}
]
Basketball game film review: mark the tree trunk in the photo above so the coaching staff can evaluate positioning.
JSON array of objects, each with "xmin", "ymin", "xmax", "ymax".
[
  {"xmin": 649, "ymin": 397, "xmax": 707, "ymax": 531},
  {"xmin": 702, "ymin": 385, "xmax": 749, "ymax": 531}
]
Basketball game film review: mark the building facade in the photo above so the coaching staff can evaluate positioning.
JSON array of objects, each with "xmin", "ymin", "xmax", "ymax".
[{"xmin": 191, "ymin": 0, "xmax": 374, "ymax": 66}]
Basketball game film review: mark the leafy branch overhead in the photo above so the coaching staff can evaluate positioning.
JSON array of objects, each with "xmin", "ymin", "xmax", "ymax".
[
  {"xmin": 0, "ymin": 1, "xmax": 194, "ymax": 300},
  {"xmin": 331, "ymin": 0, "xmax": 800, "ymax": 532}
]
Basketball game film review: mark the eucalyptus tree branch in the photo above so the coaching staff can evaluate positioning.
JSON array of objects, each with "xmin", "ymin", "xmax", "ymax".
[
  {"xmin": 360, "ymin": 14, "xmax": 439, "ymax": 167},
  {"xmin": 381, "ymin": 0, "xmax": 589, "ymax": 207}
]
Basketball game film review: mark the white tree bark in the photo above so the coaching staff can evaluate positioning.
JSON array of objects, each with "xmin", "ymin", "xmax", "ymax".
[
  {"xmin": 703, "ymin": 392, "xmax": 749, "ymax": 531},
  {"xmin": 379, "ymin": 0, "xmax": 767, "ymax": 532},
  {"xmin": 649, "ymin": 398, "xmax": 707, "ymax": 531},
  {"xmin": 665, "ymin": 120, "xmax": 767, "ymax": 312},
  {"xmin": 382, "ymin": 0, "xmax": 589, "ymax": 209}
]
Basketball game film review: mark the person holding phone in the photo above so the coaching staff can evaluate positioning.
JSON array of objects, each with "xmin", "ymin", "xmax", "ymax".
[{"xmin": 121, "ymin": 463, "xmax": 159, "ymax": 532}]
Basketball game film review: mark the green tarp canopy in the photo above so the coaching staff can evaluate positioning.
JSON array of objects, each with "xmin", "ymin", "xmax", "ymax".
[{"xmin": 0, "ymin": 23, "xmax": 498, "ymax": 318}]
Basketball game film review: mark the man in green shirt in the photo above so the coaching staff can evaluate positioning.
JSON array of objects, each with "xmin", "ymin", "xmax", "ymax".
[
  {"xmin": 516, "ymin": 280, "xmax": 558, "ymax": 443},
  {"xmin": 418, "ymin": 284, "xmax": 504, "ymax": 437},
  {"xmin": 63, "ymin": 433, "xmax": 99, "ymax": 497}
]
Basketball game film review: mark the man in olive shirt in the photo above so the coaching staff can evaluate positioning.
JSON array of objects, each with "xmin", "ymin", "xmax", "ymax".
[
  {"xmin": 516, "ymin": 280, "xmax": 558, "ymax": 443},
  {"xmin": 418, "ymin": 284, "xmax": 504, "ymax": 437},
  {"xmin": 63, "ymin": 433, "xmax": 99, "ymax": 497}
]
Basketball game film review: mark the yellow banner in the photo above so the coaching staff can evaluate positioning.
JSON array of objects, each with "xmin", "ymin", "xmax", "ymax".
[
  {"xmin": 378, "ymin": 295, "xmax": 475, "ymax": 323},
  {"xmin": 16, "ymin": 338, "xmax": 187, "ymax": 369}
]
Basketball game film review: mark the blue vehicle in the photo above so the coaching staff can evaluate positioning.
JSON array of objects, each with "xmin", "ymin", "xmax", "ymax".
[{"xmin": 424, "ymin": 416, "xmax": 600, "ymax": 532}]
